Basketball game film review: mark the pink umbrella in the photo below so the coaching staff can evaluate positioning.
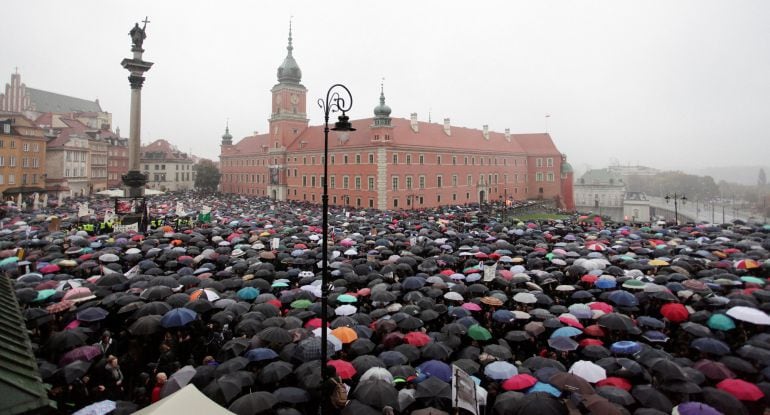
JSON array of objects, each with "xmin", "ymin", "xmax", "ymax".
[
  {"xmin": 59, "ymin": 345, "xmax": 102, "ymax": 366},
  {"xmin": 62, "ymin": 287, "xmax": 95, "ymax": 302},
  {"xmin": 461, "ymin": 302, "xmax": 482, "ymax": 312}
]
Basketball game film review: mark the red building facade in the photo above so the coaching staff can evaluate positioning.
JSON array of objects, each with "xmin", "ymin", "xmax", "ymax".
[{"xmin": 220, "ymin": 30, "xmax": 574, "ymax": 210}]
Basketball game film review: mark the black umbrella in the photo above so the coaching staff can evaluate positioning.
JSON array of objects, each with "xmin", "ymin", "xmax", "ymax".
[
  {"xmin": 57, "ymin": 360, "xmax": 92, "ymax": 383},
  {"xmin": 203, "ymin": 375, "xmax": 243, "ymax": 405},
  {"xmin": 597, "ymin": 313, "xmax": 641, "ymax": 334},
  {"xmin": 258, "ymin": 326, "xmax": 293, "ymax": 346},
  {"xmin": 523, "ymin": 356, "xmax": 566, "ymax": 372},
  {"xmin": 273, "ymin": 386, "xmax": 311, "ymax": 404},
  {"xmin": 215, "ymin": 356, "xmax": 249, "ymax": 376},
  {"xmin": 511, "ymin": 392, "xmax": 566, "ymax": 415},
  {"xmin": 259, "ymin": 361, "xmax": 294, "ymax": 384},
  {"xmin": 421, "ymin": 342, "xmax": 452, "ymax": 360},
  {"xmin": 47, "ymin": 330, "xmax": 87, "ymax": 352},
  {"xmin": 350, "ymin": 338, "xmax": 376, "ymax": 356},
  {"xmin": 492, "ymin": 391, "xmax": 525, "ymax": 415},
  {"xmin": 128, "ymin": 315, "xmax": 162, "ymax": 335},
  {"xmin": 228, "ymin": 391, "xmax": 277, "ymax": 415},
  {"xmin": 352, "ymin": 355, "xmax": 386, "ymax": 374},
  {"xmin": 191, "ymin": 364, "xmax": 216, "ymax": 388},
  {"xmin": 699, "ymin": 387, "xmax": 749, "ymax": 415},
  {"xmin": 353, "ymin": 379, "xmax": 399, "ymax": 410},
  {"xmin": 596, "ymin": 386, "xmax": 635, "ymax": 406},
  {"xmin": 631, "ymin": 385, "xmax": 673, "ymax": 413}
]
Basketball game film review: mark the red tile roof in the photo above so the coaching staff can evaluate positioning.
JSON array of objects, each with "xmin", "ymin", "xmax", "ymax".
[
  {"xmin": 141, "ymin": 139, "xmax": 191, "ymax": 160},
  {"xmin": 225, "ymin": 117, "xmax": 560, "ymax": 156}
]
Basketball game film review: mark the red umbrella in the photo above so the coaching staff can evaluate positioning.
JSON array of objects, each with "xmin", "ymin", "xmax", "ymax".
[
  {"xmin": 581, "ymin": 275, "xmax": 598, "ymax": 284},
  {"xmin": 328, "ymin": 359, "xmax": 356, "ymax": 380},
  {"xmin": 660, "ymin": 303, "xmax": 689, "ymax": 323},
  {"xmin": 588, "ymin": 302, "xmax": 613, "ymax": 314},
  {"xmin": 584, "ymin": 325, "xmax": 606, "ymax": 337},
  {"xmin": 716, "ymin": 379, "xmax": 764, "ymax": 401},
  {"xmin": 304, "ymin": 318, "xmax": 324, "ymax": 329},
  {"xmin": 403, "ymin": 332, "xmax": 431, "ymax": 347},
  {"xmin": 579, "ymin": 338, "xmax": 604, "ymax": 347},
  {"xmin": 39, "ymin": 264, "xmax": 61, "ymax": 274},
  {"xmin": 595, "ymin": 376, "xmax": 631, "ymax": 392},
  {"xmin": 559, "ymin": 316, "xmax": 584, "ymax": 329},
  {"xmin": 502, "ymin": 374, "xmax": 538, "ymax": 391}
]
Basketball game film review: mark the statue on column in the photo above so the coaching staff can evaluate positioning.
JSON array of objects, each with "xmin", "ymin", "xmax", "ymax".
[{"xmin": 129, "ymin": 17, "xmax": 150, "ymax": 51}]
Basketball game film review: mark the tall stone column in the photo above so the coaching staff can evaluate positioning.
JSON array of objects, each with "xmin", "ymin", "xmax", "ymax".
[{"xmin": 121, "ymin": 20, "xmax": 153, "ymax": 198}]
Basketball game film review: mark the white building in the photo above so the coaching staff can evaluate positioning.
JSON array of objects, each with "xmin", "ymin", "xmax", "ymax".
[
  {"xmin": 574, "ymin": 168, "xmax": 626, "ymax": 221},
  {"xmin": 141, "ymin": 139, "xmax": 195, "ymax": 192}
]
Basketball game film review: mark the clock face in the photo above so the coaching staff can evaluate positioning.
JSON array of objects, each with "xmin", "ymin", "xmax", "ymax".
[{"xmin": 290, "ymin": 94, "xmax": 298, "ymax": 104}]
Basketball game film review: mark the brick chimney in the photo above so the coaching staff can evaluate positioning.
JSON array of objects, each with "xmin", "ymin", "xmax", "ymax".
[
  {"xmin": 443, "ymin": 118, "xmax": 451, "ymax": 136},
  {"xmin": 483, "ymin": 125, "xmax": 489, "ymax": 140},
  {"xmin": 410, "ymin": 113, "xmax": 419, "ymax": 132}
]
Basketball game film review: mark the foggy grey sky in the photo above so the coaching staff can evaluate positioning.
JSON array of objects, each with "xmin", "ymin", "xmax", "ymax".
[{"xmin": 3, "ymin": 1, "xmax": 769, "ymax": 173}]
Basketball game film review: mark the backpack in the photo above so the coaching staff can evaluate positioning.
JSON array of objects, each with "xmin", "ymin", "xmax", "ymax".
[{"xmin": 330, "ymin": 377, "xmax": 348, "ymax": 408}]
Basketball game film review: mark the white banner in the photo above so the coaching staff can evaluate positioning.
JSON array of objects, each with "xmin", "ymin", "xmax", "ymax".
[
  {"xmin": 175, "ymin": 202, "xmax": 186, "ymax": 216},
  {"xmin": 113, "ymin": 223, "xmax": 139, "ymax": 233},
  {"xmin": 78, "ymin": 202, "xmax": 90, "ymax": 218},
  {"xmin": 103, "ymin": 209, "xmax": 116, "ymax": 223},
  {"xmin": 484, "ymin": 263, "xmax": 497, "ymax": 282},
  {"xmin": 452, "ymin": 365, "xmax": 479, "ymax": 415},
  {"xmin": 271, "ymin": 237, "xmax": 280, "ymax": 250}
]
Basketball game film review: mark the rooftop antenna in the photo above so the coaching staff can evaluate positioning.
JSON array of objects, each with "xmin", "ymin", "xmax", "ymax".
[{"xmin": 545, "ymin": 114, "xmax": 551, "ymax": 133}]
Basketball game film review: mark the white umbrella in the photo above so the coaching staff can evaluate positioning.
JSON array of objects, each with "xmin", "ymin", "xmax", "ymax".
[
  {"xmin": 335, "ymin": 304, "xmax": 357, "ymax": 316},
  {"xmin": 72, "ymin": 400, "xmax": 116, "ymax": 415},
  {"xmin": 569, "ymin": 360, "xmax": 607, "ymax": 383},
  {"xmin": 359, "ymin": 367, "xmax": 394, "ymax": 383},
  {"xmin": 311, "ymin": 327, "xmax": 343, "ymax": 351},
  {"xmin": 443, "ymin": 292, "xmax": 464, "ymax": 301},
  {"xmin": 513, "ymin": 292, "xmax": 537, "ymax": 304},
  {"xmin": 726, "ymin": 306, "xmax": 770, "ymax": 325}
]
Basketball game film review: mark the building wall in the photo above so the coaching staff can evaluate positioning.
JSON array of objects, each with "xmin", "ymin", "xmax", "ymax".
[
  {"xmin": 143, "ymin": 160, "xmax": 195, "ymax": 191},
  {"xmin": 0, "ymin": 121, "xmax": 46, "ymax": 195},
  {"xmin": 623, "ymin": 201, "xmax": 651, "ymax": 223},
  {"xmin": 574, "ymin": 184, "xmax": 627, "ymax": 221},
  {"xmin": 107, "ymin": 141, "xmax": 128, "ymax": 188}
]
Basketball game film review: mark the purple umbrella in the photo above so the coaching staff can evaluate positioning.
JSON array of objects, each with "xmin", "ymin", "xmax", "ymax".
[
  {"xmin": 417, "ymin": 360, "xmax": 452, "ymax": 383},
  {"xmin": 59, "ymin": 345, "xmax": 102, "ymax": 366},
  {"xmin": 672, "ymin": 402, "xmax": 722, "ymax": 415}
]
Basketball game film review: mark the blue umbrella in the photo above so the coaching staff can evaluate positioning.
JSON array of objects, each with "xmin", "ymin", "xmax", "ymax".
[
  {"xmin": 237, "ymin": 287, "xmax": 259, "ymax": 301},
  {"xmin": 690, "ymin": 338, "xmax": 731, "ymax": 356},
  {"xmin": 641, "ymin": 330, "xmax": 670, "ymax": 343},
  {"xmin": 244, "ymin": 348, "xmax": 279, "ymax": 362},
  {"xmin": 528, "ymin": 381, "xmax": 561, "ymax": 397},
  {"xmin": 484, "ymin": 361, "xmax": 518, "ymax": 380},
  {"xmin": 161, "ymin": 308, "xmax": 198, "ymax": 328},
  {"xmin": 595, "ymin": 279, "xmax": 617, "ymax": 289},
  {"xmin": 551, "ymin": 327, "xmax": 583, "ymax": 338},
  {"xmin": 417, "ymin": 360, "xmax": 452, "ymax": 383},
  {"xmin": 608, "ymin": 291, "xmax": 638, "ymax": 307},
  {"xmin": 402, "ymin": 276, "xmax": 426, "ymax": 290},
  {"xmin": 76, "ymin": 307, "xmax": 109, "ymax": 322},
  {"xmin": 610, "ymin": 341, "xmax": 641, "ymax": 355},
  {"xmin": 492, "ymin": 310, "xmax": 516, "ymax": 323},
  {"xmin": 637, "ymin": 316, "xmax": 666, "ymax": 329}
]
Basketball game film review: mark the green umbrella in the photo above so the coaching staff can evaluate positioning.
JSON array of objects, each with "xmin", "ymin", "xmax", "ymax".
[
  {"xmin": 34, "ymin": 289, "xmax": 57, "ymax": 302},
  {"xmin": 740, "ymin": 276, "xmax": 765, "ymax": 285},
  {"xmin": 291, "ymin": 299, "xmax": 313, "ymax": 309},
  {"xmin": 706, "ymin": 314, "xmax": 736, "ymax": 331},
  {"xmin": 468, "ymin": 324, "xmax": 492, "ymax": 341},
  {"xmin": 337, "ymin": 294, "xmax": 357, "ymax": 303},
  {"xmin": 0, "ymin": 256, "xmax": 19, "ymax": 266},
  {"xmin": 271, "ymin": 282, "xmax": 289, "ymax": 288}
]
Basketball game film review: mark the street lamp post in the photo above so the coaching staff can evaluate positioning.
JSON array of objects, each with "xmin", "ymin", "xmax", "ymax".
[
  {"xmin": 665, "ymin": 193, "xmax": 687, "ymax": 225},
  {"xmin": 318, "ymin": 84, "xmax": 354, "ymax": 393}
]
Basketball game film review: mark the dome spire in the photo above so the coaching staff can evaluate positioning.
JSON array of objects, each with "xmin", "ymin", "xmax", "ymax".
[
  {"xmin": 221, "ymin": 119, "xmax": 233, "ymax": 146},
  {"xmin": 276, "ymin": 19, "xmax": 302, "ymax": 84},
  {"xmin": 373, "ymin": 78, "xmax": 392, "ymax": 126}
]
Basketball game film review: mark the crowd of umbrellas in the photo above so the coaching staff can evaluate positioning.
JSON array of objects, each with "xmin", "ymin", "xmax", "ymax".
[{"xmin": 6, "ymin": 192, "xmax": 770, "ymax": 415}]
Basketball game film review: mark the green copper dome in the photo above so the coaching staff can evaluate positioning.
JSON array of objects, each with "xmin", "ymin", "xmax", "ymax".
[
  {"xmin": 561, "ymin": 161, "xmax": 573, "ymax": 174},
  {"xmin": 373, "ymin": 88, "xmax": 391, "ymax": 118},
  {"xmin": 277, "ymin": 25, "xmax": 302, "ymax": 84}
]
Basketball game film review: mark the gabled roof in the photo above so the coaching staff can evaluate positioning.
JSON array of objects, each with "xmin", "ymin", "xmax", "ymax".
[
  {"xmin": 0, "ymin": 275, "xmax": 53, "ymax": 414},
  {"xmin": 46, "ymin": 117, "xmax": 91, "ymax": 148},
  {"xmin": 141, "ymin": 139, "xmax": 192, "ymax": 161},
  {"xmin": 26, "ymin": 87, "xmax": 102, "ymax": 113}
]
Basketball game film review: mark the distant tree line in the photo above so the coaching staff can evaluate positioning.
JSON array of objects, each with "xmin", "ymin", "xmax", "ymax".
[{"xmin": 625, "ymin": 171, "xmax": 720, "ymax": 201}]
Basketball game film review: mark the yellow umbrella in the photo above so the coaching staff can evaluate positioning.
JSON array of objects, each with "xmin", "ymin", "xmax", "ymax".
[{"xmin": 648, "ymin": 259, "xmax": 669, "ymax": 267}]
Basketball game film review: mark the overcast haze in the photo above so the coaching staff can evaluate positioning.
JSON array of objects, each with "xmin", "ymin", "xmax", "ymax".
[{"xmin": 3, "ymin": 1, "xmax": 769, "ymax": 174}]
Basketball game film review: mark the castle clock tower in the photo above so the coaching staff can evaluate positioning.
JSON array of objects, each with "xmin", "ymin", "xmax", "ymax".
[{"xmin": 269, "ymin": 23, "xmax": 308, "ymax": 150}]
